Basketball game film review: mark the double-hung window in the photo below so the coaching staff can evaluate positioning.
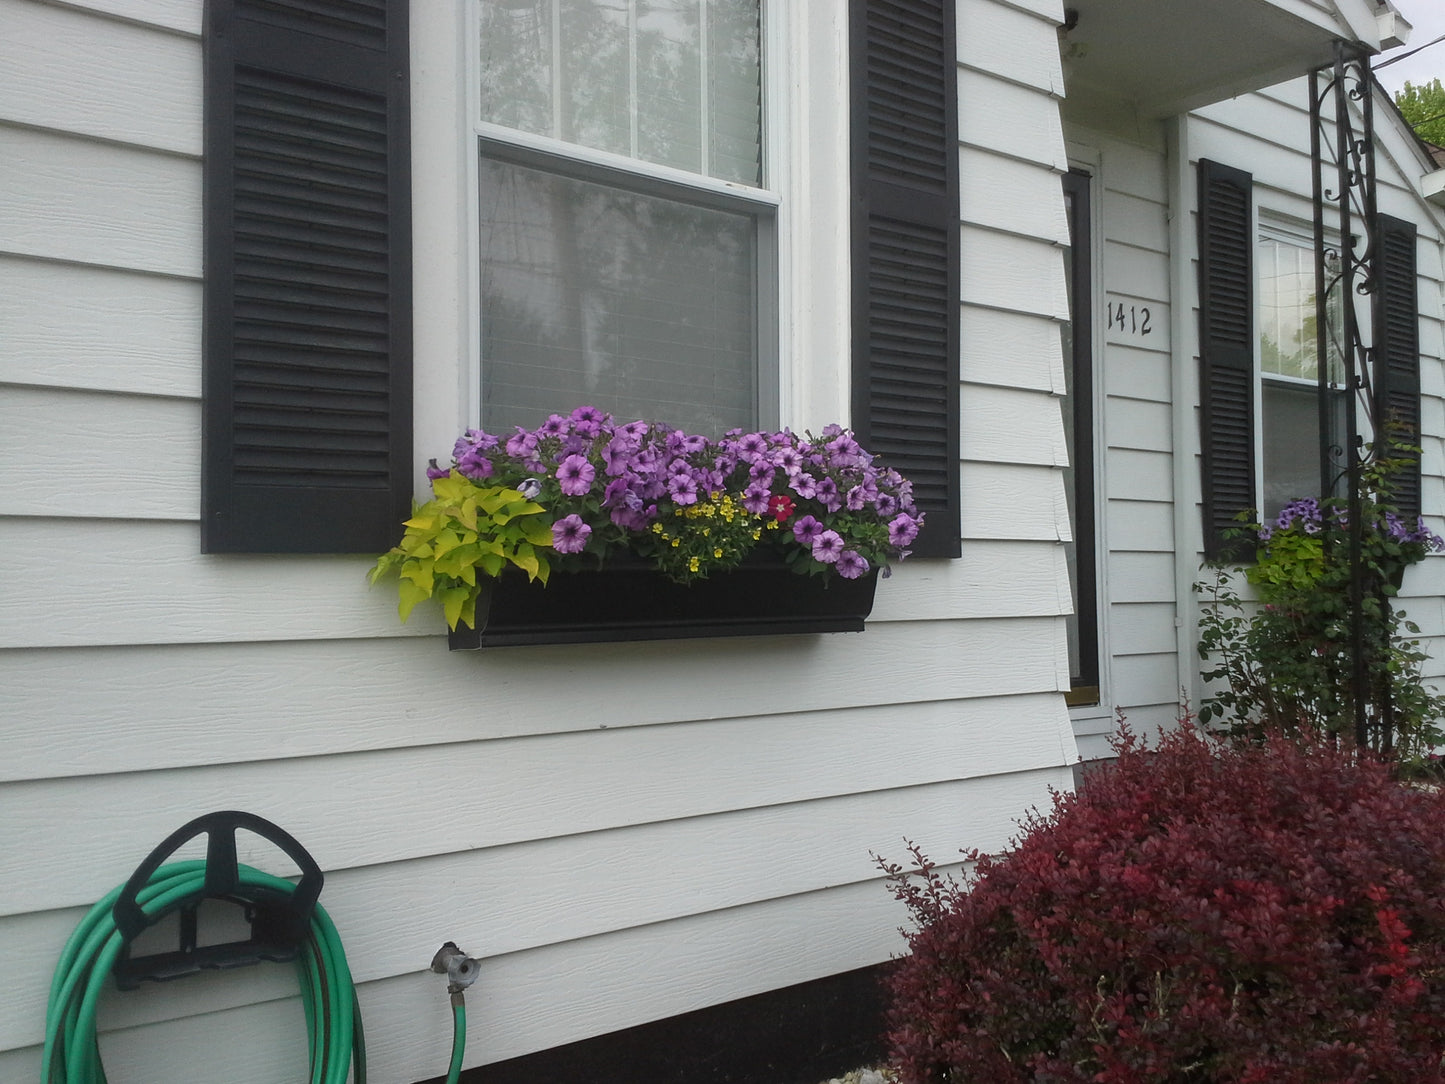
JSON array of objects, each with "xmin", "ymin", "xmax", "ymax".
[{"xmin": 474, "ymin": 0, "xmax": 775, "ymax": 436}]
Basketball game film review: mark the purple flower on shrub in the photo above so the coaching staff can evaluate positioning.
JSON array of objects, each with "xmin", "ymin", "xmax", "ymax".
[
  {"xmin": 836, "ymin": 550, "xmax": 869, "ymax": 579},
  {"xmin": 749, "ymin": 461, "xmax": 775, "ymax": 487},
  {"xmin": 846, "ymin": 485, "xmax": 869, "ymax": 512},
  {"xmin": 888, "ymin": 514, "xmax": 920, "ymax": 548},
  {"xmin": 426, "ymin": 458, "xmax": 449, "ymax": 481},
  {"xmin": 812, "ymin": 530, "xmax": 845, "ymax": 564},
  {"xmin": 557, "ymin": 454, "xmax": 595, "ymax": 496},
  {"xmin": 551, "ymin": 514, "xmax": 591, "ymax": 554},
  {"xmin": 539, "ymin": 413, "xmax": 569, "ymax": 436},
  {"xmin": 792, "ymin": 515, "xmax": 824, "ymax": 546},
  {"xmin": 737, "ymin": 432, "xmax": 768, "ymax": 460},
  {"xmin": 874, "ymin": 493, "xmax": 898, "ymax": 517}
]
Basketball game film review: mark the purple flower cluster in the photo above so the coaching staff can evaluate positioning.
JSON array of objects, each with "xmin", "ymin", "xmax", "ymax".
[
  {"xmin": 439, "ymin": 406, "xmax": 923, "ymax": 578},
  {"xmin": 1259, "ymin": 496, "xmax": 1443, "ymax": 554}
]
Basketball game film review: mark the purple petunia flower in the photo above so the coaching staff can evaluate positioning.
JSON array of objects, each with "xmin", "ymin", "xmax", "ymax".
[
  {"xmin": 846, "ymin": 485, "xmax": 869, "ymax": 511},
  {"xmin": 457, "ymin": 450, "xmax": 493, "ymax": 480},
  {"xmin": 793, "ymin": 515, "xmax": 824, "ymax": 546},
  {"xmin": 836, "ymin": 550, "xmax": 869, "ymax": 579},
  {"xmin": 426, "ymin": 458, "xmax": 449, "ymax": 481},
  {"xmin": 789, "ymin": 472, "xmax": 818, "ymax": 500},
  {"xmin": 812, "ymin": 530, "xmax": 845, "ymax": 564},
  {"xmin": 815, "ymin": 477, "xmax": 842, "ymax": 513},
  {"xmin": 557, "ymin": 454, "xmax": 595, "ymax": 496},
  {"xmin": 736, "ymin": 432, "xmax": 769, "ymax": 460},
  {"xmin": 540, "ymin": 414, "xmax": 570, "ymax": 436},
  {"xmin": 668, "ymin": 473, "xmax": 699, "ymax": 505},
  {"xmin": 874, "ymin": 493, "xmax": 898, "ymax": 517},
  {"xmin": 506, "ymin": 431, "xmax": 539, "ymax": 458},
  {"xmin": 551, "ymin": 514, "xmax": 591, "ymax": 554},
  {"xmin": 888, "ymin": 514, "xmax": 920, "ymax": 548},
  {"xmin": 741, "ymin": 483, "xmax": 772, "ymax": 514}
]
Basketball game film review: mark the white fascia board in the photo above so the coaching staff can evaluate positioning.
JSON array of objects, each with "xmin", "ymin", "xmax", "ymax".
[{"xmin": 1424, "ymin": 168, "xmax": 1445, "ymax": 209}]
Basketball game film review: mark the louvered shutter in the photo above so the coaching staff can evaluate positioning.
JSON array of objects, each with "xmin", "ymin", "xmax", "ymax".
[
  {"xmin": 203, "ymin": 0, "xmax": 412, "ymax": 553},
  {"xmin": 1374, "ymin": 213, "xmax": 1422, "ymax": 520},
  {"xmin": 1197, "ymin": 160, "xmax": 1255, "ymax": 560},
  {"xmin": 849, "ymin": 0, "xmax": 960, "ymax": 559}
]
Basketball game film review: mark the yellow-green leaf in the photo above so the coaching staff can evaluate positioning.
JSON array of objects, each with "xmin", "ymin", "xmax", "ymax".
[
  {"xmin": 520, "ymin": 517, "xmax": 555, "ymax": 547},
  {"xmin": 511, "ymin": 542, "xmax": 540, "ymax": 581},
  {"xmin": 397, "ymin": 579, "xmax": 430, "ymax": 623},
  {"xmin": 399, "ymin": 561, "xmax": 434, "ymax": 595},
  {"xmin": 437, "ymin": 586, "xmax": 467, "ymax": 630}
]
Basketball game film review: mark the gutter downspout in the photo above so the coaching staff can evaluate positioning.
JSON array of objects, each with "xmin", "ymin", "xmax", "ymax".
[{"xmin": 1167, "ymin": 114, "xmax": 1202, "ymax": 712}]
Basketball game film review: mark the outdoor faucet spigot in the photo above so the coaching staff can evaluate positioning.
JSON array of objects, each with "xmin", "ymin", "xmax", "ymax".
[{"xmin": 431, "ymin": 941, "xmax": 481, "ymax": 996}]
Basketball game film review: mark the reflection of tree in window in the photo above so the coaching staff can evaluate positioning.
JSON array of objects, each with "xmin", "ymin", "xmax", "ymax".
[
  {"xmin": 479, "ymin": 0, "xmax": 760, "ymax": 185},
  {"xmin": 479, "ymin": 159, "xmax": 755, "ymax": 435},
  {"xmin": 1258, "ymin": 229, "xmax": 1346, "ymax": 517}
]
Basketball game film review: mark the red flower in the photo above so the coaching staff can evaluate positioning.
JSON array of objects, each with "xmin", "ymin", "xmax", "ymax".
[{"xmin": 768, "ymin": 494, "xmax": 794, "ymax": 522}]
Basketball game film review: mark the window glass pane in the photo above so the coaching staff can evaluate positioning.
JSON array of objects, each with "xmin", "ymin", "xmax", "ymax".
[
  {"xmin": 478, "ymin": 1, "xmax": 555, "ymax": 137},
  {"xmin": 479, "ymin": 0, "xmax": 761, "ymax": 185},
  {"xmin": 479, "ymin": 156, "xmax": 758, "ymax": 435},
  {"xmin": 1262, "ymin": 381, "xmax": 1320, "ymax": 518}
]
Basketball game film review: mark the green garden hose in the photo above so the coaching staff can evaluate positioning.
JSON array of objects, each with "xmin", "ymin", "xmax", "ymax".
[
  {"xmin": 42, "ymin": 860, "xmax": 365, "ymax": 1084},
  {"xmin": 445, "ymin": 997, "xmax": 467, "ymax": 1084}
]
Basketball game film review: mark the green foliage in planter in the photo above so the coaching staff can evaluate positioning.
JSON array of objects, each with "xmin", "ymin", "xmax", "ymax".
[{"xmin": 369, "ymin": 472, "xmax": 552, "ymax": 630}]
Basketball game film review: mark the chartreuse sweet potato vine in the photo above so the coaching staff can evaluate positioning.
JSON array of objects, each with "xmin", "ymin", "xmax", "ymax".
[{"xmin": 370, "ymin": 471, "xmax": 552, "ymax": 630}]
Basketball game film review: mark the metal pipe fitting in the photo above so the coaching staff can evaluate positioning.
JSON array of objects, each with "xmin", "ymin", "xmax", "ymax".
[{"xmin": 431, "ymin": 941, "xmax": 481, "ymax": 995}]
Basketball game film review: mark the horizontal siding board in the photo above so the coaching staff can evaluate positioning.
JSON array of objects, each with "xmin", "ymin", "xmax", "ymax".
[
  {"xmin": 1101, "ymin": 189, "xmax": 1168, "ymax": 253},
  {"xmin": 960, "ymin": 306, "xmax": 1066, "ymax": 393},
  {"xmin": 0, "ymin": 519, "xmax": 1073, "ymax": 646},
  {"xmin": 57, "ymin": 0, "xmax": 201, "ymax": 34},
  {"xmin": 0, "ymin": 631, "xmax": 1072, "ymax": 780},
  {"xmin": 958, "ymin": 147, "xmax": 1069, "ymax": 241},
  {"xmin": 871, "ymin": 540, "xmax": 1071, "ymax": 619},
  {"xmin": 1107, "ymin": 550, "xmax": 1176, "ymax": 602},
  {"xmin": 1098, "ymin": 137, "xmax": 1167, "ymax": 202},
  {"xmin": 960, "ymin": 461, "xmax": 1069, "ymax": 540},
  {"xmin": 1110, "ymin": 600, "xmax": 1177, "ymax": 656},
  {"xmin": 0, "ymin": 126, "xmax": 201, "ymax": 277},
  {"xmin": 957, "ymin": 68, "xmax": 1065, "ymax": 168},
  {"xmin": 1104, "ymin": 342, "xmax": 1172, "ymax": 402},
  {"xmin": 960, "ymin": 226, "xmax": 1068, "ymax": 317},
  {"xmin": 956, "ymin": 0, "xmax": 1064, "ymax": 94},
  {"xmin": 1106, "ymin": 499, "xmax": 1175, "ymax": 552},
  {"xmin": 0, "ymin": 0, "xmax": 201, "ymax": 154},
  {"xmin": 961, "ymin": 383, "xmax": 1068, "ymax": 466},
  {"xmin": 1102, "ymin": 243, "xmax": 1170, "ymax": 304},
  {"xmin": 0, "ymin": 256, "xmax": 201, "ymax": 396},
  {"xmin": 0, "ymin": 695, "xmax": 1074, "ymax": 916},
  {"xmin": 0, "ymin": 388, "xmax": 198, "ymax": 518},
  {"xmin": 2, "ymin": 771, "xmax": 1059, "ymax": 1052},
  {"xmin": 1111, "ymin": 651, "xmax": 1183, "ymax": 709},
  {"xmin": 1106, "ymin": 397, "xmax": 1174, "ymax": 453},
  {"xmin": 1104, "ymin": 447, "xmax": 1173, "ymax": 503}
]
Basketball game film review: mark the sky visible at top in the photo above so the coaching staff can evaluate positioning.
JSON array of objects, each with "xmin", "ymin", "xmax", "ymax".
[{"xmin": 1374, "ymin": 0, "xmax": 1445, "ymax": 96}]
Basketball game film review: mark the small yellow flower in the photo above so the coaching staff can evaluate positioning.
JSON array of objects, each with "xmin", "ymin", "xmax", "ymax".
[
  {"xmin": 689, "ymin": 556, "xmax": 700, "ymax": 571},
  {"xmin": 714, "ymin": 548, "xmax": 723, "ymax": 558},
  {"xmin": 672, "ymin": 538, "xmax": 680, "ymax": 547},
  {"xmin": 651, "ymin": 522, "xmax": 664, "ymax": 534},
  {"xmin": 751, "ymin": 529, "xmax": 761, "ymax": 540}
]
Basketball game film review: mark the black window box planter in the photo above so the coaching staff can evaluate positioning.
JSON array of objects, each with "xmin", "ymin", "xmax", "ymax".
[{"xmin": 447, "ymin": 552, "xmax": 879, "ymax": 649}]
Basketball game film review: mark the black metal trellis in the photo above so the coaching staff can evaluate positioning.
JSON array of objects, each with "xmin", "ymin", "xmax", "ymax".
[{"xmin": 1309, "ymin": 43, "xmax": 1391, "ymax": 751}]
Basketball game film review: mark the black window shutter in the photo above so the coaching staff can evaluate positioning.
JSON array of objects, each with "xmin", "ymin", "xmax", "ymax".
[
  {"xmin": 203, "ymin": 0, "xmax": 412, "ymax": 553},
  {"xmin": 1197, "ymin": 159, "xmax": 1255, "ymax": 560},
  {"xmin": 1374, "ymin": 212, "xmax": 1422, "ymax": 520},
  {"xmin": 849, "ymin": 0, "xmax": 961, "ymax": 559}
]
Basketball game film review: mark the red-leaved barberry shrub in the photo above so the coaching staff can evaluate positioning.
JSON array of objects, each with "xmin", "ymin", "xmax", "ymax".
[{"xmin": 879, "ymin": 722, "xmax": 1445, "ymax": 1083}]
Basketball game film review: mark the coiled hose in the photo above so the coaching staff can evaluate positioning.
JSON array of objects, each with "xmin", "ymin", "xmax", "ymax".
[{"xmin": 42, "ymin": 860, "xmax": 365, "ymax": 1084}]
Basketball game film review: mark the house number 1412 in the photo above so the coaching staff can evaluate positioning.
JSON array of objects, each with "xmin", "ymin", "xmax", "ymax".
[{"xmin": 1106, "ymin": 301, "xmax": 1152, "ymax": 336}]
